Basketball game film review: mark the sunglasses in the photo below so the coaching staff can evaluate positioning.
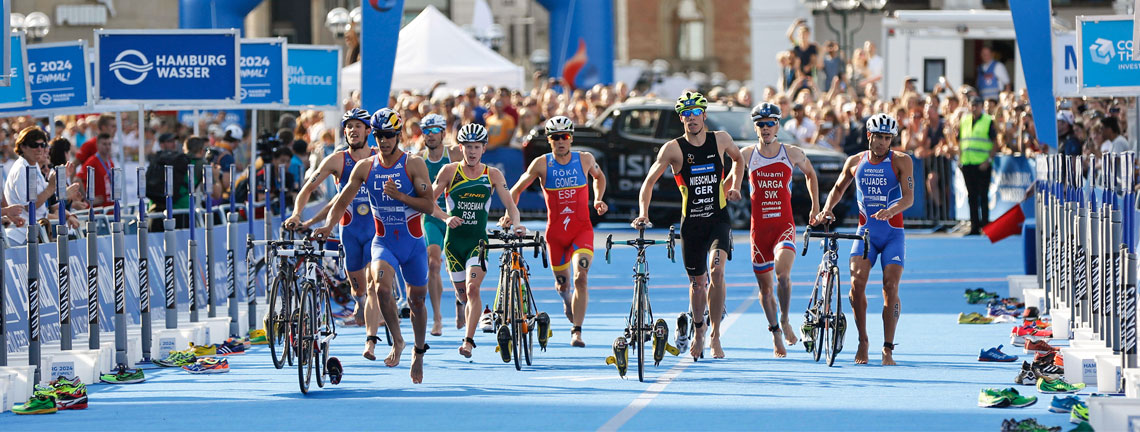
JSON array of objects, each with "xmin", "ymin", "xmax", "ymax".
[
  {"xmin": 423, "ymin": 126, "xmax": 444, "ymax": 135},
  {"xmin": 754, "ymin": 120, "xmax": 778, "ymax": 128},
  {"xmin": 549, "ymin": 132, "xmax": 572, "ymax": 141},
  {"xmin": 25, "ymin": 141, "xmax": 46, "ymax": 149},
  {"xmin": 680, "ymin": 108, "xmax": 705, "ymax": 117},
  {"xmin": 375, "ymin": 130, "xmax": 399, "ymax": 139}
]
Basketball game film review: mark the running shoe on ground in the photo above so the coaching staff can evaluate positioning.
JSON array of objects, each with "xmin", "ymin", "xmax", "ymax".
[
  {"xmin": 966, "ymin": 288, "xmax": 999, "ymax": 304},
  {"xmin": 190, "ymin": 342, "xmax": 217, "ymax": 357},
  {"xmin": 154, "ymin": 350, "xmax": 197, "ymax": 367},
  {"xmin": 100, "ymin": 363, "xmax": 146, "ymax": 384},
  {"xmin": 1016, "ymin": 364, "xmax": 1040, "ymax": 386},
  {"xmin": 998, "ymin": 388, "xmax": 1038, "ymax": 408},
  {"xmin": 959, "ymin": 312, "xmax": 994, "ymax": 324},
  {"xmin": 217, "ymin": 340, "xmax": 246, "ymax": 356},
  {"xmin": 480, "ymin": 306, "xmax": 494, "ymax": 333},
  {"xmin": 1025, "ymin": 339, "xmax": 1059, "ymax": 354},
  {"xmin": 249, "ymin": 328, "xmax": 268, "ymax": 345},
  {"xmin": 980, "ymin": 344, "xmax": 1019, "ymax": 362},
  {"xmin": 12, "ymin": 394, "xmax": 57, "ymax": 415},
  {"xmin": 48, "ymin": 378, "xmax": 88, "ymax": 411},
  {"xmin": 1031, "ymin": 360, "xmax": 1065, "ymax": 381},
  {"xmin": 1037, "ymin": 376, "xmax": 1085, "ymax": 394},
  {"xmin": 496, "ymin": 324, "xmax": 512, "ymax": 363},
  {"xmin": 1033, "ymin": 350, "xmax": 1063, "ymax": 367},
  {"xmin": 182, "ymin": 357, "xmax": 230, "ymax": 374},
  {"xmin": 1023, "ymin": 306, "xmax": 1040, "ymax": 319},
  {"xmin": 978, "ymin": 388, "xmax": 1012, "ymax": 408},
  {"xmin": 1001, "ymin": 418, "xmax": 1061, "ymax": 432},
  {"xmin": 675, "ymin": 312, "xmax": 691, "ymax": 353},
  {"xmin": 1049, "ymin": 395, "xmax": 1082, "ymax": 413},
  {"xmin": 1068, "ymin": 421, "xmax": 1092, "ymax": 432},
  {"xmin": 1069, "ymin": 401, "xmax": 1088, "ymax": 424},
  {"xmin": 988, "ymin": 303, "xmax": 1020, "ymax": 318},
  {"xmin": 536, "ymin": 312, "xmax": 551, "ymax": 351},
  {"xmin": 225, "ymin": 336, "xmax": 251, "ymax": 350}
]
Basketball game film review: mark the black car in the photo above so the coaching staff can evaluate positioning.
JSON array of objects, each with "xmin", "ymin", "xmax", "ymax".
[{"xmin": 523, "ymin": 98, "xmax": 850, "ymax": 229}]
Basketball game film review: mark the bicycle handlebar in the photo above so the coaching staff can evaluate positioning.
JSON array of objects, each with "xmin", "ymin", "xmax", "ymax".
[
  {"xmin": 604, "ymin": 224, "xmax": 679, "ymax": 264},
  {"xmin": 249, "ymin": 238, "xmax": 345, "ymax": 259},
  {"xmin": 477, "ymin": 229, "xmax": 548, "ymax": 272},
  {"xmin": 801, "ymin": 225, "xmax": 869, "ymax": 259}
]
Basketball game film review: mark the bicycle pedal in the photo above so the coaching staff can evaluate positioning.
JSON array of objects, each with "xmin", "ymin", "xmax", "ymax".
[
  {"xmin": 496, "ymin": 325, "xmax": 512, "ymax": 363},
  {"xmin": 536, "ymin": 312, "xmax": 551, "ymax": 351},
  {"xmin": 611, "ymin": 336, "xmax": 629, "ymax": 377},
  {"xmin": 652, "ymin": 319, "xmax": 668, "ymax": 365},
  {"xmin": 325, "ymin": 357, "xmax": 343, "ymax": 385}
]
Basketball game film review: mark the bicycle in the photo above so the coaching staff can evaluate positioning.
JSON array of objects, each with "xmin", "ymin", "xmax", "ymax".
[
  {"xmin": 799, "ymin": 222, "xmax": 868, "ymax": 367},
  {"xmin": 478, "ymin": 230, "xmax": 549, "ymax": 371},
  {"xmin": 604, "ymin": 224, "xmax": 679, "ymax": 382}
]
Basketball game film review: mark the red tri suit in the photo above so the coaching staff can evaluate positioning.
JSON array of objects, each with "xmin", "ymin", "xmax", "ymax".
[
  {"xmin": 748, "ymin": 143, "xmax": 797, "ymax": 274},
  {"xmin": 542, "ymin": 152, "xmax": 594, "ymax": 271}
]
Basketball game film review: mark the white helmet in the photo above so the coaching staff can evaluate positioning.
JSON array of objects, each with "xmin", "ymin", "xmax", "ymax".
[
  {"xmin": 866, "ymin": 113, "xmax": 899, "ymax": 136},
  {"xmin": 420, "ymin": 113, "xmax": 446, "ymax": 130},
  {"xmin": 544, "ymin": 116, "xmax": 574, "ymax": 134},
  {"xmin": 457, "ymin": 123, "xmax": 488, "ymax": 143}
]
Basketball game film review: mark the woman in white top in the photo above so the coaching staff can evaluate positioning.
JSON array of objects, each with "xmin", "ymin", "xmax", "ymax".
[{"xmin": 3, "ymin": 126, "xmax": 78, "ymax": 244}]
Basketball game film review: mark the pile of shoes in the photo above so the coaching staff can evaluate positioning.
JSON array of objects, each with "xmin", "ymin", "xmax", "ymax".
[{"xmin": 12, "ymin": 376, "xmax": 88, "ymax": 414}]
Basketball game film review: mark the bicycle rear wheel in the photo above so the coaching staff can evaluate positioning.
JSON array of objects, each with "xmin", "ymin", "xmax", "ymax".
[
  {"xmin": 826, "ymin": 267, "xmax": 842, "ymax": 367},
  {"xmin": 316, "ymin": 288, "xmax": 333, "ymax": 388},
  {"xmin": 297, "ymin": 285, "xmax": 315, "ymax": 394},
  {"xmin": 815, "ymin": 271, "xmax": 830, "ymax": 363},
  {"xmin": 510, "ymin": 270, "xmax": 523, "ymax": 371},
  {"xmin": 266, "ymin": 270, "xmax": 290, "ymax": 370},
  {"xmin": 520, "ymin": 272, "xmax": 534, "ymax": 366},
  {"xmin": 635, "ymin": 281, "xmax": 646, "ymax": 382}
]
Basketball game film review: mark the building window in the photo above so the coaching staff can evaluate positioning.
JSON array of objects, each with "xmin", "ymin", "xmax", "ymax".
[{"xmin": 676, "ymin": 0, "xmax": 705, "ymax": 61}]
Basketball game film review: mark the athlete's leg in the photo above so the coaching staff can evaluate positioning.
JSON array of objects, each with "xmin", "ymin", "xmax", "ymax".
[
  {"xmin": 754, "ymin": 269, "xmax": 785, "ymax": 358},
  {"xmin": 773, "ymin": 247, "xmax": 799, "ymax": 346},
  {"xmin": 461, "ymin": 264, "xmax": 488, "ymax": 356},
  {"xmin": 848, "ymin": 256, "xmax": 873, "ymax": 365},
  {"xmin": 689, "ymin": 271, "xmax": 709, "ymax": 360},
  {"xmin": 707, "ymin": 249, "xmax": 727, "ymax": 359},
  {"xmin": 552, "ymin": 267, "xmax": 573, "ymax": 322},
  {"xmin": 569, "ymin": 251, "xmax": 593, "ymax": 347},
  {"xmin": 426, "ymin": 243, "xmax": 444, "ymax": 336},
  {"xmin": 347, "ymin": 268, "xmax": 368, "ymax": 326},
  {"xmin": 881, "ymin": 263, "xmax": 903, "ymax": 366},
  {"xmin": 369, "ymin": 259, "xmax": 405, "ymax": 367}
]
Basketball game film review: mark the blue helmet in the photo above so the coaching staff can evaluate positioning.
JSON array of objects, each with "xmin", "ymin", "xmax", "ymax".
[
  {"xmin": 420, "ymin": 113, "xmax": 446, "ymax": 130},
  {"xmin": 750, "ymin": 103, "xmax": 781, "ymax": 121},
  {"xmin": 369, "ymin": 108, "xmax": 402, "ymax": 132},
  {"xmin": 341, "ymin": 108, "xmax": 370, "ymax": 129}
]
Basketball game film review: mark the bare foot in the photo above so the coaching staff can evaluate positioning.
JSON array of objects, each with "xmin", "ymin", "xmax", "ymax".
[
  {"xmin": 352, "ymin": 301, "xmax": 365, "ymax": 326},
  {"xmin": 781, "ymin": 321, "xmax": 798, "ymax": 346},
  {"xmin": 854, "ymin": 340, "xmax": 869, "ymax": 365},
  {"xmin": 710, "ymin": 336, "xmax": 725, "ymax": 359},
  {"xmin": 570, "ymin": 331, "xmax": 586, "ymax": 347},
  {"xmin": 689, "ymin": 331, "xmax": 705, "ymax": 360},
  {"xmin": 431, "ymin": 320, "xmax": 443, "ymax": 337},
  {"xmin": 458, "ymin": 338, "xmax": 474, "ymax": 358},
  {"xmin": 559, "ymin": 289, "xmax": 574, "ymax": 323},
  {"xmin": 771, "ymin": 331, "xmax": 787, "ymax": 358},
  {"xmin": 411, "ymin": 347, "xmax": 426, "ymax": 384},
  {"xmin": 881, "ymin": 347, "xmax": 896, "ymax": 366},
  {"xmin": 455, "ymin": 303, "xmax": 465, "ymax": 330},
  {"xmin": 385, "ymin": 340, "xmax": 405, "ymax": 367},
  {"xmin": 362, "ymin": 337, "xmax": 378, "ymax": 361}
]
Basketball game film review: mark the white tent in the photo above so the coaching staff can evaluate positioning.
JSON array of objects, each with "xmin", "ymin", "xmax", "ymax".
[{"xmin": 341, "ymin": 5, "xmax": 525, "ymax": 102}]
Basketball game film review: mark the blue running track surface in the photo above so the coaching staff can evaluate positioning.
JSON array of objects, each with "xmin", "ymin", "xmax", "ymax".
[{"xmin": 1, "ymin": 230, "xmax": 1075, "ymax": 431}]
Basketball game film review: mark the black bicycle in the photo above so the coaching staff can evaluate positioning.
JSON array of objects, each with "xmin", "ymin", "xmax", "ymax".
[
  {"xmin": 604, "ymin": 224, "xmax": 679, "ymax": 382},
  {"xmin": 799, "ymin": 223, "xmax": 868, "ymax": 367},
  {"xmin": 478, "ymin": 230, "xmax": 548, "ymax": 370}
]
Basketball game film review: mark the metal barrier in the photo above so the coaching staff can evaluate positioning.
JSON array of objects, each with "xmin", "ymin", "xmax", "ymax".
[{"xmin": 1036, "ymin": 152, "xmax": 1139, "ymax": 393}]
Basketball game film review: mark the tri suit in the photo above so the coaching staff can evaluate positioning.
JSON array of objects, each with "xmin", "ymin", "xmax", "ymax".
[
  {"xmin": 674, "ymin": 132, "xmax": 732, "ymax": 277},
  {"xmin": 747, "ymin": 144, "xmax": 796, "ymax": 274},
  {"xmin": 443, "ymin": 164, "xmax": 492, "ymax": 282},
  {"xmin": 851, "ymin": 151, "xmax": 906, "ymax": 268},
  {"xmin": 366, "ymin": 152, "xmax": 429, "ymax": 286},
  {"xmin": 338, "ymin": 149, "xmax": 376, "ymax": 272},
  {"xmin": 423, "ymin": 151, "xmax": 450, "ymax": 248},
  {"xmin": 542, "ymin": 152, "xmax": 594, "ymax": 271}
]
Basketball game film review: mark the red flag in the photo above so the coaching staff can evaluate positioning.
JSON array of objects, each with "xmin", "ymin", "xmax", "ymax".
[{"xmin": 982, "ymin": 204, "xmax": 1026, "ymax": 243}]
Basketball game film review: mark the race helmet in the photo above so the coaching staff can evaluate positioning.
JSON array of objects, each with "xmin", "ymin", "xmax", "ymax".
[
  {"xmin": 866, "ymin": 113, "xmax": 899, "ymax": 136},
  {"xmin": 675, "ymin": 91, "xmax": 708, "ymax": 113},
  {"xmin": 544, "ymin": 116, "xmax": 574, "ymax": 134},
  {"xmin": 750, "ymin": 103, "xmax": 781, "ymax": 121},
  {"xmin": 420, "ymin": 113, "xmax": 446, "ymax": 130},
  {"xmin": 369, "ymin": 108, "xmax": 403, "ymax": 132},
  {"xmin": 457, "ymin": 123, "xmax": 488, "ymax": 143},
  {"xmin": 341, "ymin": 108, "xmax": 371, "ymax": 129}
]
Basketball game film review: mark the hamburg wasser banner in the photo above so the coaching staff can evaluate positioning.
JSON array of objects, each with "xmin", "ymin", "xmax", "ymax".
[{"xmin": 94, "ymin": 29, "xmax": 240, "ymax": 104}]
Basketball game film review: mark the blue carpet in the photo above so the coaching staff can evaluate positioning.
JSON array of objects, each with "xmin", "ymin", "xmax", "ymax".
[{"xmin": 1, "ymin": 232, "xmax": 1080, "ymax": 431}]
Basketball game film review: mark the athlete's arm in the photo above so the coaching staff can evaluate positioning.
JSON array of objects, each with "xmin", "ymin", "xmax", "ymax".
[
  {"xmin": 717, "ymin": 131, "xmax": 745, "ymax": 201},
  {"xmin": 816, "ymin": 153, "xmax": 860, "ymax": 224},
  {"xmin": 385, "ymin": 155, "xmax": 436, "ymax": 214},
  {"xmin": 490, "ymin": 167, "xmax": 525, "ymax": 234},
  {"xmin": 874, "ymin": 151, "xmax": 915, "ymax": 220},
  {"xmin": 509, "ymin": 156, "xmax": 545, "ymax": 204},
  {"xmin": 313, "ymin": 157, "xmax": 369, "ymax": 239},
  {"xmin": 633, "ymin": 140, "xmax": 679, "ymax": 227},
  {"xmin": 286, "ymin": 152, "xmax": 342, "ymax": 229},
  {"xmin": 432, "ymin": 162, "xmax": 457, "ymax": 201},
  {"xmin": 788, "ymin": 145, "xmax": 821, "ymax": 225},
  {"xmin": 582, "ymin": 152, "xmax": 608, "ymax": 215}
]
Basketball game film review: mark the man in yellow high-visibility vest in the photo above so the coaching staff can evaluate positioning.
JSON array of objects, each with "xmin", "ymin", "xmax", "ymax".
[{"xmin": 957, "ymin": 96, "xmax": 997, "ymax": 235}]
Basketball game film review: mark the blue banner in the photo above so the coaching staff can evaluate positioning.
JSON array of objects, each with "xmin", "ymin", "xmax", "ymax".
[
  {"xmin": 0, "ymin": 41, "xmax": 89, "ymax": 114},
  {"xmin": 536, "ymin": 0, "xmax": 615, "ymax": 89},
  {"xmin": 0, "ymin": 0, "xmax": 10, "ymax": 88},
  {"xmin": 177, "ymin": 109, "xmax": 245, "ymax": 131},
  {"xmin": 240, "ymin": 38, "xmax": 288, "ymax": 106},
  {"xmin": 989, "ymin": 155, "xmax": 1036, "ymax": 218},
  {"xmin": 95, "ymin": 30, "xmax": 239, "ymax": 104},
  {"xmin": 1078, "ymin": 16, "xmax": 1140, "ymax": 95},
  {"xmin": 287, "ymin": 45, "xmax": 340, "ymax": 109},
  {"xmin": 1010, "ymin": 0, "xmax": 1058, "ymax": 149},
  {"xmin": 361, "ymin": 0, "xmax": 404, "ymax": 110},
  {"xmin": 0, "ymin": 34, "xmax": 32, "ymax": 110}
]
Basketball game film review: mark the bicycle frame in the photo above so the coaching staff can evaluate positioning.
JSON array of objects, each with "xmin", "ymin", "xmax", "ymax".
[
  {"xmin": 800, "ymin": 224, "xmax": 868, "ymax": 366},
  {"xmin": 478, "ymin": 230, "xmax": 549, "ymax": 370},
  {"xmin": 605, "ymin": 224, "xmax": 678, "ymax": 381}
]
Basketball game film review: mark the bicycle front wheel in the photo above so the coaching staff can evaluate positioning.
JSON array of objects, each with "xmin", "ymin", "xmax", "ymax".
[
  {"xmin": 520, "ymin": 272, "xmax": 534, "ymax": 366},
  {"xmin": 815, "ymin": 271, "xmax": 830, "ymax": 363},
  {"xmin": 510, "ymin": 270, "xmax": 523, "ymax": 371},
  {"xmin": 297, "ymin": 285, "xmax": 315, "ymax": 394},
  {"xmin": 636, "ymin": 280, "xmax": 646, "ymax": 383},
  {"xmin": 827, "ymin": 267, "xmax": 843, "ymax": 367},
  {"xmin": 266, "ymin": 270, "xmax": 290, "ymax": 370},
  {"xmin": 316, "ymin": 288, "xmax": 333, "ymax": 388}
]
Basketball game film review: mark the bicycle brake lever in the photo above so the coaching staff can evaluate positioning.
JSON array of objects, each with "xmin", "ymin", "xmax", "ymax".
[
  {"xmin": 861, "ymin": 231, "xmax": 869, "ymax": 260},
  {"xmin": 801, "ymin": 228, "xmax": 812, "ymax": 256},
  {"xmin": 605, "ymin": 234, "xmax": 613, "ymax": 264},
  {"xmin": 477, "ymin": 240, "xmax": 488, "ymax": 272}
]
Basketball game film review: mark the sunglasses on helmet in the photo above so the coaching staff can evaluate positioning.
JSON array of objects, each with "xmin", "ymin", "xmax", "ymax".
[
  {"xmin": 680, "ymin": 108, "xmax": 705, "ymax": 117},
  {"xmin": 549, "ymin": 132, "xmax": 572, "ymax": 141}
]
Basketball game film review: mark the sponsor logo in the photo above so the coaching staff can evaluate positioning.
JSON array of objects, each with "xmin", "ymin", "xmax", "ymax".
[
  {"xmin": 1089, "ymin": 38, "xmax": 1115, "ymax": 65},
  {"xmin": 560, "ymin": 206, "xmax": 574, "ymax": 215},
  {"xmin": 109, "ymin": 49, "xmax": 153, "ymax": 85},
  {"xmin": 691, "ymin": 163, "xmax": 715, "ymax": 174},
  {"xmin": 891, "ymin": 256, "xmax": 901, "ymax": 261}
]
